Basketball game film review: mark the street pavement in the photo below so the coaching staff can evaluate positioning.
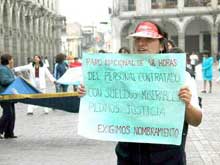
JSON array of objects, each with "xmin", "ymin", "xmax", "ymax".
[{"xmin": 0, "ymin": 66, "xmax": 220, "ymax": 165}]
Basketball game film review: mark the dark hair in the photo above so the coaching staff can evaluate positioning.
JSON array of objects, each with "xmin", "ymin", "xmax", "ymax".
[
  {"xmin": 55, "ymin": 53, "xmax": 66, "ymax": 64},
  {"xmin": 118, "ymin": 47, "xmax": 130, "ymax": 53},
  {"xmin": 98, "ymin": 49, "xmax": 106, "ymax": 53},
  {"xmin": 1, "ymin": 54, "xmax": 13, "ymax": 65},
  {"xmin": 168, "ymin": 47, "xmax": 184, "ymax": 53},
  {"xmin": 167, "ymin": 39, "xmax": 176, "ymax": 48},
  {"xmin": 74, "ymin": 57, "xmax": 79, "ymax": 60},
  {"xmin": 202, "ymin": 50, "xmax": 211, "ymax": 57},
  {"xmin": 32, "ymin": 55, "xmax": 44, "ymax": 67},
  {"xmin": 156, "ymin": 24, "xmax": 169, "ymax": 53}
]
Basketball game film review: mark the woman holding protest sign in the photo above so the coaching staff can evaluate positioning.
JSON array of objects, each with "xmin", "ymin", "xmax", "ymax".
[{"xmin": 78, "ymin": 21, "xmax": 202, "ymax": 164}]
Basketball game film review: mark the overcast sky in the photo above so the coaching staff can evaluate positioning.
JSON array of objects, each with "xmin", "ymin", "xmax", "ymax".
[{"xmin": 58, "ymin": 0, "xmax": 112, "ymax": 25}]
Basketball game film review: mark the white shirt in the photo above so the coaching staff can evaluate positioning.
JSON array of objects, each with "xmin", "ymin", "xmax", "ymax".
[
  {"xmin": 184, "ymin": 71, "xmax": 202, "ymax": 111},
  {"xmin": 190, "ymin": 54, "xmax": 199, "ymax": 65}
]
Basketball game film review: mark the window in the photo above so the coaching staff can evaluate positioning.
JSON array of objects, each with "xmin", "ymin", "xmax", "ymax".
[
  {"xmin": 128, "ymin": 0, "xmax": 136, "ymax": 11},
  {"xmin": 120, "ymin": 0, "xmax": 136, "ymax": 11},
  {"xmin": 152, "ymin": 0, "xmax": 177, "ymax": 9}
]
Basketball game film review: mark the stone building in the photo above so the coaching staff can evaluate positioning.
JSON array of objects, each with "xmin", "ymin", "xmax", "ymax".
[
  {"xmin": 0, "ymin": 0, "xmax": 65, "ymax": 67},
  {"xmin": 112, "ymin": 0, "xmax": 220, "ymax": 57}
]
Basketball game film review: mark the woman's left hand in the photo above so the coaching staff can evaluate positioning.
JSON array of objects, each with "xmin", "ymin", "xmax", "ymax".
[{"xmin": 178, "ymin": 86, "xmax": 192, "ymax": 106}]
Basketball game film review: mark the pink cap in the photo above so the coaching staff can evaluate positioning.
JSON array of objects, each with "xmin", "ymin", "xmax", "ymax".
[{"xmin": 129, "ymin": 21, "xmax": 163, "ymax": 39}]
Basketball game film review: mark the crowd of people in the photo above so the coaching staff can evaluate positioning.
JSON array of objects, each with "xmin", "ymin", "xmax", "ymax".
[{"xmin": 0, "ymin": 52, "xmax": 83, "ymax": 139}]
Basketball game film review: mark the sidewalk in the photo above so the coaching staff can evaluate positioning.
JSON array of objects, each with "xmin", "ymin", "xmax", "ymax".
[{"xmin": 186, "ymin": 66, "xmax": 220, "ymax": 165}]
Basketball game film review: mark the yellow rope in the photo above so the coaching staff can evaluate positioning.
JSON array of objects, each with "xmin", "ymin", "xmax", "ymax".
[{"xmin": 0, "ymin": 92, "xmax": 79, "ymax": 101}]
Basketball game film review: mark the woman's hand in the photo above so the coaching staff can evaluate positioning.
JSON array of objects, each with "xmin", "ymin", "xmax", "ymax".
[
  {"xmin": 178, "ymin": 86, "xmax": 191, "ymax": 107},
  {"xmin": 179, "ymin": 86, "xmax": 202, "ymax": 126},
  {"xmin": 77, "ymin": 84, "xmax": 86, "ymax": 97}
]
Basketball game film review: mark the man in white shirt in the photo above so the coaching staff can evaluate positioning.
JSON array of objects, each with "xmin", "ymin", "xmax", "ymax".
[{"xmin": 190, "ymin": 52, "xmax": 199, "ymax": 78}]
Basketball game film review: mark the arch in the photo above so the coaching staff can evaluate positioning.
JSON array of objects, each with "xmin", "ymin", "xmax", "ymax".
[
  {"xmin": 3, "ymin": 1, "xmax": 9, "ymax": 29},
  {"xmin": 41, "ymin": 17, "xmax": 47, "ymax": 57},
  {"xmin": 12, "ymin": 3, "xmax": 18, "ymax": 65},
  {"xmin": 12, "ymin": 4, "xmax": 17, "ymax": 27},
  {"xmin": 120, "ymin": 21, "xmax": 133, "ymax": 52},
  {"xmin": 184, "ymin": 17, "xmax": 211, "ymax": 54},
  {"xmin": 159, "ymin": 19, "xmax": 181, "ymax": 34},
  {"xmin": 0, "ymin": 2, "xmax": 5, "ymax": 25},
  {"xmin": 46, "ymin": 0, "xmax": 50, "ymax": 8},
  {"xmin": 158, "ymin": 19, "xmax": 179, "ymax": 46},
  {"xmin": 183, "ymin": 16, "xmax": 212, "ymax": 33},
  {"xmin": 51, "ymin": 0, "xmax": 54, "ymax": 10},
  {"xmin": 47, "ymin": 17, "xmax": 51, "ymax": 38},
  {"xmin": 19, "ymin": 6, "xmax": 26, "ymax": 65},
  {"xmin": 3, "ymin": 1, "xmax": 10, "ymax": 52},
  {"xmin": 38, "ymin": 18, "xmax": 42, "ymax": 34},
  {"xmin": 19, "ymin": 6, "xmax": 25, "ymax": 33},
  {"xmin": 50, "ymin": 17, "xmax": 56, "ymax": 38}
]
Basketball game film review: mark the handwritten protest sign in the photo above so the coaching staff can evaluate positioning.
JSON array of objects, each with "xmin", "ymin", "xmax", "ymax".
[{"xmin": 78, "ymin": 53, "xmax": 186, "ymax": 145}]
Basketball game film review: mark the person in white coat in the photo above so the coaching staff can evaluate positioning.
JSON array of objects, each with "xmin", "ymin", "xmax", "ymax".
[{"xmin": 14, "ymin": 55, "xmax": 56, "ymax": 115}]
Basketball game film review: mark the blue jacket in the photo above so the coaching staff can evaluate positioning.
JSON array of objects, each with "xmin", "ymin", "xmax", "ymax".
[
  {"xmin": 202, "ymin": 57, "xmax": 213, "ymax": 80},
  {"xmin": 0, "ymin": 65, "xmax": 15, "ymax": 93}
]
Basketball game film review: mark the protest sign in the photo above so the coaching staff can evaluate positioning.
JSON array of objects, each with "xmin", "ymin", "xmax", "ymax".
[{"xmin": 78, "ymin": 53, "xmax": 186, "ymax": 145}]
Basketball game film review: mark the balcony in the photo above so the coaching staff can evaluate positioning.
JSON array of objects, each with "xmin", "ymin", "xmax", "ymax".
[
  {"xmin": 184, "ymin": 0, "xmax": 211, "ymax": 7},
  {"xmin": 152, "ymin": 0, "xmax": 177, "ymax": 9}
]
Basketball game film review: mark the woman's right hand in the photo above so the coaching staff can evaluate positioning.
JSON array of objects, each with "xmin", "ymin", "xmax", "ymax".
[{"xmin": 77, "ymin": 84, "xmax": 86, "ymax": 97}]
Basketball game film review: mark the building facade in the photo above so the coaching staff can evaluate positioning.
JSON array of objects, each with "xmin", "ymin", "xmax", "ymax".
[
  {"xmin": 64, "ymin": 23, "xmax": 82, "ymax": 58},
  {"xmin": 0, "ymin": 0, "xmax": 65, "ymax": 67},
  {"xmin": 112, "ymin": 0, "xmax": 220, "ymax": 57}
]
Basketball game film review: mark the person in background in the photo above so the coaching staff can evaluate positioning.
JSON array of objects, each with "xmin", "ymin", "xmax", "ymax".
[
  {"xmin": 167, "ymin": 39, "xmax": 176, "ymax": 51},
  {"xmin": 27, "ymin": 57, "xmax": 32, "ymax": 64},
  {"xmin": 98, "ymin": 49, "xmax": 106, "ymax": 53},
  {"xmin": 78, "ymin": 21, "xmax": 202, "ymax": 164},
  {"xmin": 118, "ymin": 47, "xmax": 130, "ymax": 54},
  {"xmin": 54, "ymin": 53, "xmax": 69, "ymax": 92},
  {"xmin": 0, "ymin": 54, "xmax": 17, "ymax": 139},
  {"xmin": 69, "ymin": 57, "xmax": 82, "ymax": 91},
  {"xmin": 14, "ymin": 55, "xmax": 56, "ymax": 115},
  {"xmin": 189, "ymin": 51, "xmax": 199, "ymax": 78},
  {"xmin": 69, "ymin": 57, "xmax": 82, "ymax": 68},
  {"xmin": 216, "ymin": 53, "xmax": 220, "ymax": 62},
  {"xmin": 216, "ymin": 53, "xmax": 220, "ymax": 82},
  {"xmin": 201, "ymin": 51, "xmax": 213, "ymax": 93},
  {"xmin": 44, "ymin": 56, "xmax": 50, "ymax": 68}
]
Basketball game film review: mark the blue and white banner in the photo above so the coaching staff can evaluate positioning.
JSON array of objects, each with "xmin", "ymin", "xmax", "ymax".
[{"xmin": 57, "ymin": 67, "xmax": 83, "ymax": 85}]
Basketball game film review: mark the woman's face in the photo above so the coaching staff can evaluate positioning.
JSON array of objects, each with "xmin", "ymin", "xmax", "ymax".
[
  {"xmin": 121, "ymin": 49, "xmax": 128, "ymax": 53},
  {"xmin": 134, "ymin": 37, "xmax": 163, "ymax": 54},
  {"xmin": 167, "ymin": 42, "xmax": 173, "ymax": 50},
  {"xmin": 34, "ymin": 56, "xmax": 40, "ymax": 63},
  {"xmin": 203, "ymin": 54, "xmax": 208, "ymax": 58}
]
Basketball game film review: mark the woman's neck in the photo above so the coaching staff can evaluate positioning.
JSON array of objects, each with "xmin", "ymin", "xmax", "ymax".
[{"xmin": 35, "ymin": 63, "xmax": 39, "ymax": 68}]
